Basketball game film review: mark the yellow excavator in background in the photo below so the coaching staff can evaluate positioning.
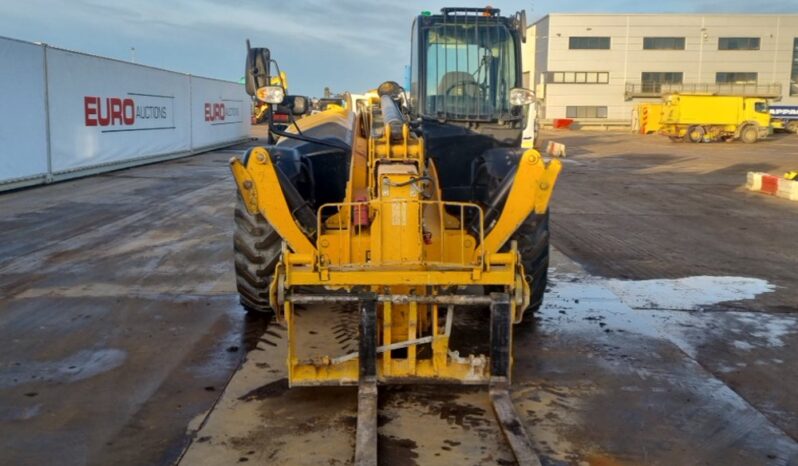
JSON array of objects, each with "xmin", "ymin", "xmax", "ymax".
[{"xmin": 231, "ymin": 7, "xmax": 560, "ymax": 465}]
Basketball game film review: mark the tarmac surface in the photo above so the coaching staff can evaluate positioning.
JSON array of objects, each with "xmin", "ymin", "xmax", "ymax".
[{"xmin": 1, "ymin": 129, "xmax": 797, "ymax": 465}]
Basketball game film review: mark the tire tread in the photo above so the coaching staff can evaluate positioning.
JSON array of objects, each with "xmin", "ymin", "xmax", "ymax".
[{"xmin": 233, "ymin": 197, "xmax": 281, "ymax": 314}]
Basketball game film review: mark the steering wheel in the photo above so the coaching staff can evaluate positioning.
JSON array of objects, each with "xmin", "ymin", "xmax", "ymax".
[{"xmin": 445, "ymin": 80, "xmax": 484, "ymax": 98}]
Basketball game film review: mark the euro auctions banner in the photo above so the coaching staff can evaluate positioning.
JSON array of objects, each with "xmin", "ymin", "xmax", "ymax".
[
  {"xmin": 1, "ymin": 37, "xmax": 249, "ymax": 190},
  {"xmin": 190, "ymin": 76, "xmax": 251, "ymax": 150},
  {"xmin": 0, "ymin": 37, "xmax": 48, "ymax": 183},
  {"xmin": 47, "ymin": 48, "xmax": 191, "ymax": 173}
]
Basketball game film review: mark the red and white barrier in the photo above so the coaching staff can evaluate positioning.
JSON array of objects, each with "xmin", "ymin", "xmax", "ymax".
[
  {"xmin": 546, "ymin": 141, "xmax": 567, "ymax": 158},
  {"xmin": 778, "ymin": 178, "xmax": 798, "ymax": 201},
  {"xmin": 747, "ymin": 172, "xmax": 798, "ymax": 201}
]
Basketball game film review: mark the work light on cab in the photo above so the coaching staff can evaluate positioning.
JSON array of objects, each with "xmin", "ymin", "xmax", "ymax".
[
  {"xmin": 256, "ymin": 85, "xmax": 284, "ymax": 104},
  {"xmin": 510, "ymin": 88, "xmax": 536, "ymax": 106}
]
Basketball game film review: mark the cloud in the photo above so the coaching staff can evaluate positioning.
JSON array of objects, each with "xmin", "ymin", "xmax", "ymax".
[{"xmin": 3, "ymin": 0, "xmax": 797, "ymax": 95}]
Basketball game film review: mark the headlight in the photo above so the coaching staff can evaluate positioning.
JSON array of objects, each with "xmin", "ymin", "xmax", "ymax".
[
  {"xmin": 509, "ymin": 88, "xmax": 535, "ymax": 106},
  {"xmin": 256, "ymin": 85, "xmax": 285, "ymax": 104}
]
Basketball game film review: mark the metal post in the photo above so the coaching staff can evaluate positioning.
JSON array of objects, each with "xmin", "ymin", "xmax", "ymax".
[
  {"xmin": 354, "ymin": 295, "xmax": 377, "ymax": 466},
  {"xmin": 188, "ymin": 74, "xmax": 193, "ymax": 153},
  {"xmin": 358, "ymin": 296, "xmax": 377, "ymax": 380},
  {"xmin": 488, "ymin": 292, "xmax": 541, "ymax": 466},
  {"xmin": 489, "ymin": 292, "xmax": 511, "ymax": 379},
  {"xmin": 42, "ymin": 43, "xmax": 53, "ymax": 183}
]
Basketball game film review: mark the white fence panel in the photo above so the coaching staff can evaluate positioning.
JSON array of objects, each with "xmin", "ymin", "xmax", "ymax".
[
  {"xmin": 46, "ymin": 48, "xmax": 192, "ymax": 174},
  {"xmin": 0, "ymin": 37, "xmax": 48, "ymax": 185},
  {"xmin": 190, "ymin": 76, "xmax": 251, "ymax": 150},
  {"xmin": 1, "ymin": 37, "xmax": 250, "ymax": 192}
]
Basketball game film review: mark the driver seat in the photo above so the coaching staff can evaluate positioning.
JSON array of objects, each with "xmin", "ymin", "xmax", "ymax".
[{"xmin": 437, "ymin": 71, "xmax": 479, "ymax": 97}]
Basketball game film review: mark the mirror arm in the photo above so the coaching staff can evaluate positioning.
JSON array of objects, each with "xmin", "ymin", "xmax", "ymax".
[
  {"xmin": 270, "ymin": 59, "xmax": 287, "ymax": 96},
  {"xmin": 270, "ymin": 125, "xmax": 349, "ymax": 152}
]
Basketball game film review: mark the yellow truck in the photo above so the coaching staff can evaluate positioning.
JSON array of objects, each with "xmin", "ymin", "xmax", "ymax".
[{"xmin": 659, "ymin": 94, "xmax": 772, "ymax": 143}]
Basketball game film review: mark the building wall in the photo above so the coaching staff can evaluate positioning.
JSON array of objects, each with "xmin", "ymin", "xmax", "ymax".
[
  {"xmin": 522, "ymin": 24, "xmax": 536, "ymax": 90},
  {"xmin": 524, "ymin": 14, "xmax": 798, "ymax": 122}
]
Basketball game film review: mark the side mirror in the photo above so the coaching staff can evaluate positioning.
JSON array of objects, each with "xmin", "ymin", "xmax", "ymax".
[
  {"xmin": 245, "ymin": 46, "xmax": 271, "ymax": 96},
  {"xmin": 514, "ymin": 10, "xmax": 527, "ymax": 43},
  {"xmin": 277, "ymin": 95, "xmax": 309, "ymax": 115}
]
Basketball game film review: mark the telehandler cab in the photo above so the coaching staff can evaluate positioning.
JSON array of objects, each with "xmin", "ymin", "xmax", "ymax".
[{"xmin": 230, "ymin": 7, "xmax": 560, "ymax": 464}]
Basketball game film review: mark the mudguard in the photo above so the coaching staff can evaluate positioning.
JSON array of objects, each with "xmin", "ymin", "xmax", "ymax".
[{"xmin": 474, "ymin": 147, "xmax": 526, "ymax": 182}]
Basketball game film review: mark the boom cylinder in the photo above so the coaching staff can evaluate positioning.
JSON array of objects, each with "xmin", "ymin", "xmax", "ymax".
[{"xmin": 380, "ymin": 95, "xmax": 405, "ymax": 140}]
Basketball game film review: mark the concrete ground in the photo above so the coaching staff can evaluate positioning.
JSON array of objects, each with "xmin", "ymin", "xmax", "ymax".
[
  {"xmin": 1, "ymin": 129, "xmax": 797, "ymax": 465},
  {"xmin": 0, "ymin": 142, "xmax": 264, "ymax": 466}
]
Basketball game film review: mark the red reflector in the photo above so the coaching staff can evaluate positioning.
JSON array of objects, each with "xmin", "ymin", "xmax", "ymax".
[
  {"xmin": 273, "ymin": 113, "xmax": 289, "ymax": 123},
  {"xmin": 353, "ymin": 195, "xmax": 369, "ymax": 227}
]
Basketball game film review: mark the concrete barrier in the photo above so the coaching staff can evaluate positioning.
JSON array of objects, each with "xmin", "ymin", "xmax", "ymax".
[
  {"xmin": 747, "ymin": 171, "xmax": 798, "ymax": 201},
  {"xmin": 777, "ymin": 179, "xmax": 798, "ymax": 201},
  {"xmin": 546, "ymin": 141, "xmax": 567, "ymax": 158}
]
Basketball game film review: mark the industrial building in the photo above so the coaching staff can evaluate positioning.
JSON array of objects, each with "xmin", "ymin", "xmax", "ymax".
[{"xmin": 522, "ymin": 13, "xmax": 798, "ymax": 125}]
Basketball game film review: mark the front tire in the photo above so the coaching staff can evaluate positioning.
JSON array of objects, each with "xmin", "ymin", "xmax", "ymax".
[
  {"xmin": 687, "ymin": 126, "xmax": 705, "ymax": 143},
  {"xmin": 741, "ymin": 125, "xmax": 759, "ymax": 144},
  {"xmin": 233, "ymin": 196, "xmax": 281, "ymax": 314},
  {"xmin": 476, "ymin": 159, "xmax": 550, "ymax": 319},
  {"xmin": 516, "ymin": 211, "xmax": 550, "ymax": 314}
]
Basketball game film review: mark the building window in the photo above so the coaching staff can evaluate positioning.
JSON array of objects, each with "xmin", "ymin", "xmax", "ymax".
[
  {"xmin": 566, "ymin": 106, "xmax": 608, "ymax": 119},
  {"xmin": 716, "ymin": 72, "xmax": 758, "ymax": 84},
  {"xmin": 643, "ymin": 37, "xmax": 685, "ymax": 50},
  {"xmin": 569, "ymin": 37, "xmax": 611, "ymax": 50},
  {"xmin": 641, "ymin": 72, "xmax": 683, "ymax": 93},
  {"xmin": 791, "ymin": 38, "xmax": 798, "ymax": 96},
  {"xmin": 547, "ymin": 71, "xmax": 609, "ymax": 84},
  {"xmin": 718, "ymin": 37, "xmax": 760, "ymax": 50}
]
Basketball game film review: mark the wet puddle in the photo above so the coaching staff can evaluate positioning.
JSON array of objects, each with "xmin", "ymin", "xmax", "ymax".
[
  {"xmin": 181, "ymin": 258, "xmax": 798, "ymax": 465},
  {"xmin": 541, "ymin": 272, "xmax": 793, "ymax": 358},
  {"xmin": 0, "ymin": 348, "xmax": 127, "ymax": 389}
]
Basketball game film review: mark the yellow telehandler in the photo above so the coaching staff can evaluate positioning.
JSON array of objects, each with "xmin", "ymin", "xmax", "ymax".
[{"xmin": 231, "ymin": 7, "xmax": 560, "ymax": 464}]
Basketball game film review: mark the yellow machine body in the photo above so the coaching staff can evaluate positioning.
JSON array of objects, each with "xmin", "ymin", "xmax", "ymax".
[{"xmin": 231, "ymin": 95, "xmax": 561, "ymax": 387}]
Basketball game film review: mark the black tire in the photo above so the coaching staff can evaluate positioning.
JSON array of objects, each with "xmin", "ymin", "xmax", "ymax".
[
  {"xmin": 687, "ymin": 126, "xmax": 705, "ymax": 143},
  {"xmin": 234, "ymin": 196, "xmax": 281, "ymax": 314},
  {"xmin": 516, "ymin": 211, "xmax": 550, "ymax": 315},
  {"xmin": 786, "ymin": 121, "xmax": 798, "ymax": 134},
  {"xmin": 740, "ymin": 125, "xmax": 759, "ymax": 144},
  {"xmin": 476, "ymin": 160, "xmax": 550, "ymax": 318}
]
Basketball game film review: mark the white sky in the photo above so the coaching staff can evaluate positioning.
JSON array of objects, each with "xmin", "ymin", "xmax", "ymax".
[{"xmin": 2, "ymin": 0, "xmax": 796, "ymax": 96}]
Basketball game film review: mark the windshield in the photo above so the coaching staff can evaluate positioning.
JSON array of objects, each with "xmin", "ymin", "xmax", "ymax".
[{"xmin": 422, "ymin": 22, "xmax": 516, "ymax": 120}]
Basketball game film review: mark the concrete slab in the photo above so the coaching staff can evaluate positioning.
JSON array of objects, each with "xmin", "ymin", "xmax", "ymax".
[
  {"xmin": 178, "ymin": 250, "xmax": 798, "ymax": 465},
  {"xmin": 0, "ymin": 145, "xmax": 258, "ymax": 466},
  {"xmin": 2, "ymin": 127, "xmax": 797, "ymax": 465}
]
